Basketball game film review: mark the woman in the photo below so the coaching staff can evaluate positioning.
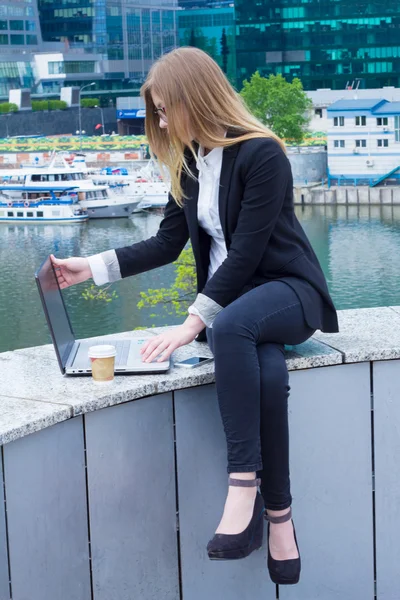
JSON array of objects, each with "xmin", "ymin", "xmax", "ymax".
[{"xmin": 51, "ymin": 47, "xmax": 338, "ymax": 585}]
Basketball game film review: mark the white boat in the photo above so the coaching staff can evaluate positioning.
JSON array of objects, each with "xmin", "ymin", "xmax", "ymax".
[
  {"xmin": 90, "ymin": 165, "xmax": 169, "ymax": 208},
  {"xmin": 0, "ymin": 187, "xmax": 88, "ymax": 223},
  {"xmin": 0, "ymin": 155, "xmax": 142, "ymax": 219}
]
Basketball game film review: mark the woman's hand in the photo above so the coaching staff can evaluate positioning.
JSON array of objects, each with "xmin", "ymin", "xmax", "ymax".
[
  {"xmin": 141, "ymin": 315, "xmax": 205, "ymax": 363},
  {"xmin": 50, "ymin": 254, "xmax": 92, "ymax": 289}
]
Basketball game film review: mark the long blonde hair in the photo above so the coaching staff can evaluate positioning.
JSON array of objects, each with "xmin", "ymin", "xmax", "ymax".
[{"xmin": 141, "ymin": 47, "xmax": 285, "ymax": 206}]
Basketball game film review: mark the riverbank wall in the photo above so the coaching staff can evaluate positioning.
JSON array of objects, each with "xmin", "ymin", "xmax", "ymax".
[{"xmin": 294, "ymin": 184, "xmax": 400, "ymax": 205}]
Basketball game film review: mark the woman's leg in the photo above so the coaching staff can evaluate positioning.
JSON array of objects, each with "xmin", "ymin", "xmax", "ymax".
[{"xmin": 208, "ymin": 281, "xmax": 314, "ymax": 540}]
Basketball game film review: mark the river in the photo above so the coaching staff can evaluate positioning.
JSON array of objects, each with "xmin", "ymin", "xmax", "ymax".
[{"xmin": 1, "ymin": 204, "xmax": 400, "ymax": 353}]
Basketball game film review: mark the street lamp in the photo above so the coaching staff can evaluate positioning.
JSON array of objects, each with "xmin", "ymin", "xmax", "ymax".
[
  {"xmin": 94, "ymin": 105, "xmax": 105, "ymax": 134},
  {"xmin": 78, "ymin": 82, "xmax": 95, "ymax": 150}
]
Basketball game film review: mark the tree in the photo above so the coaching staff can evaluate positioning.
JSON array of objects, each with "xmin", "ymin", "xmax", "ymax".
[
  {"xmin": 240, "ymin": 72, "xmax": 312, "ymax": 144},
  {"xmin": 189, "ymin": 28, "xmax": 196, "ymax": 47},
  {"xmin": 137, "ymin": 247, "xmax": 196, "ymax": 320},
  {"xmin": 220, "ymin": 28, "xmax": 229, "ymax": 74}
]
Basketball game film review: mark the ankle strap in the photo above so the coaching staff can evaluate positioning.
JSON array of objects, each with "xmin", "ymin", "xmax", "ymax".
[
  {"xmin": 228, "ymin": 477, "xmax": 261, "ymax": 488},
  {"xmin": 264, "ymin": 507, "xmax": 292, "ymax": 523}
]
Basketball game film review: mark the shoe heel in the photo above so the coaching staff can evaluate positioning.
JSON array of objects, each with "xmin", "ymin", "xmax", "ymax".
[{"xmin": 249, "ymin": 508, "xmax": 264, "ymax": 551}]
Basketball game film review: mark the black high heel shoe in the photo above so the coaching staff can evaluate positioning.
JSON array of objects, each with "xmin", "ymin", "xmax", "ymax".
[
  {"xmin": 207, "ymin": 477, "xmax": 265, "ymax": 560},
  {"xmin": 265, "ymin": 507, "xmax": 301, "ymax": 585}
]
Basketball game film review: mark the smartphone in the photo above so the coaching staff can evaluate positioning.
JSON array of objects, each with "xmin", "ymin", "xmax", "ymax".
[{"xmin": 174, "ymin": 356, "xmax": 214, "ymax": 368}]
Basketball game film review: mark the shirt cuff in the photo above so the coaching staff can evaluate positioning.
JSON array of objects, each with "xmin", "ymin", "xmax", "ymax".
[
  {"xmin": 87, "ymin": 250, "xmax": 121, "ymax": 286},
  {"xmin": 188, "ymin": 293, "xmax": 223, "ymax": 328}
]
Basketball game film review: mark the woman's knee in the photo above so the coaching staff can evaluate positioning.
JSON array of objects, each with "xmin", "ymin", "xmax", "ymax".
[
  {"xmin": 212, "ymin": 305, "xmax": 253, "ymax": 342},
  {"xmin": 259, "ymin": 347, "xmax": 289, "ymax": 403}
]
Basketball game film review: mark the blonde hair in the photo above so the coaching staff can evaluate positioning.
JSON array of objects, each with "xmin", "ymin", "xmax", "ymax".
[{"xmin": 141, "ymin": 47, "xmax": 285, "ymax": 206}]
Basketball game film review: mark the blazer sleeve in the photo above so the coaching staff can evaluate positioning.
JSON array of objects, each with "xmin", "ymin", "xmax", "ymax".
[
  {"xmin": 115, "ymin": 192, "xmax": 189, "ymax": 278},
  {"xmin": 200, "ymin": 140, "xmax": 290, "ymax": 310}
]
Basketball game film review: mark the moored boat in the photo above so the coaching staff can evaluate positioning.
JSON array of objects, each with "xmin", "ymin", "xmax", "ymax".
[{"xmin": 0, "ymin": 187, "xmax": 88, "ymax": 223}]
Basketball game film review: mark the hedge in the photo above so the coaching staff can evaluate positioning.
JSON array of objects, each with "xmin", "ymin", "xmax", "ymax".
[{"xmin": 0, "ymin": 103, "xmax": 18, "ymax": 114}]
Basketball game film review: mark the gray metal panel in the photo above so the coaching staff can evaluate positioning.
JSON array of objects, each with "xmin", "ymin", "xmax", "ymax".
[
  {"xmin": 0, "ymin": 452, "xmax": 10, "ymax": 600},
  {"xmin": 282, "ymin": 363, "xmax": 374, "ymax": 600},
  {"xmin": 373, "ymin": 360, "xmax": 400, "ymax": 600},
  {"xmin": 85, "ymin": 394, "xmax": 179, "ymax": 600},
  {"xmin": 3, "ymin": 417, "xmax": 91, "ymax": 600},
  {"xmin": 174, "ymin": 384, "xmax": 276, "ymax": 599}
]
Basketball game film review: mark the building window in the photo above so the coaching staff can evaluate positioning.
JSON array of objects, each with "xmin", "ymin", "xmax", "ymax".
[
  {"xmin": 27, "ymin": 211, "xmax": 34, "ymax": 217},
  {"xmin": 7, "ymin": 212, "xmax": 13, "ymax": 217},
  {"xmin": 355, "ymin": 140, "xmax": 367, "ymax": 147},
  {"xmin": 355, "ymin": 116, "xmax": 367, "ymax": 126},
  {"xmin": 17, "ymin": 212, "xmax": 23, "ymax": 217},
  {"xmin": 48, "ymin": 61, "xmax": 64, "ymax": 75},
  {"xmin": 376, "ymin": 117, "xmax": 388, "ymax": 126},
  {"xmin": 37, "ymin": 211, "xmax": 43, "ymax": 218},
  {"xmin": 377, "ymin": 139, "xmax": 389, "ymax": 147},
  {"xmin": 334, "ymin": 140, "xmax": 345, "ymax": 148},
  {"xmin": 25, "ymin": 20, "xmax": 36, "ymax": 31},
  {"xmin": 0, "ymin": 21, "xmax": 7, "ymax": 30},
  {"xmin": 315, "ymin": 108, "xmax": 322, "ymax": 118},
  {"xmin": 9, "ymin": 20, "xmax": 24, "ymax": 31},
  {"xmin": 0, "ymin": 34, "xmax": 7, "ymax": 44},
  {"xmin": 333, "ymin": 116, "xmax": 344, "ymax": 126},
  {"xmin": 395, "ymin": 116, "xmax": 400, "ymax": 142},
  {"xmin": 26, "ymin": 35, "xmax": 37, "ymax": 44},
  {"xmin": 10, "ymin": 34, "xmax": 24, "ymax": 44}
]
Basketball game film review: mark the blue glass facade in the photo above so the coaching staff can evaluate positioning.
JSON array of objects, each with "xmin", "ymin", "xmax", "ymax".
[
  {"xmin": 235, "ymin": 0, "xmax": 400, "ymax": 90},
  {"xmin": 178, "ymin": 5, "xmax": 236, "ymax": 83}
]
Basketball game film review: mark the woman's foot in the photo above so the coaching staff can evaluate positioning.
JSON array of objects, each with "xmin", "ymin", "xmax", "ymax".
[
  {"xmin": 267, "ymin": 507, "xmax": 299, "ymax": 560},
  {"xmin": 215, "ymin": 472, "xmax": 258, "ymax": 535}
]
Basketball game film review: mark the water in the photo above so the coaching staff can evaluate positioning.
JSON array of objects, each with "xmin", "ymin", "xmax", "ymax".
[{"xmin": 1, "ymin": 204, "xmax": 400, "ymax": 353}]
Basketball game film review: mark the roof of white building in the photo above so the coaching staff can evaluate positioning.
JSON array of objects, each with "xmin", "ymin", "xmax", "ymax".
[
  {"xmin": 327, "ymin": 99, "xmax": 400, "ymax": 115},
  {"xmin": 308, "ymin": 87, "xmax": 400, "ymax": 107}
]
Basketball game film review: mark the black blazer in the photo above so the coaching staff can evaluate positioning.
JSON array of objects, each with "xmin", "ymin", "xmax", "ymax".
[{"xmin": 115, "ymin": 133, "xmax": 339, "ymax": 334}]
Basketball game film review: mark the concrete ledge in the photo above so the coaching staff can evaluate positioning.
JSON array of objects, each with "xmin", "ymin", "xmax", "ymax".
[
  {"xmin": 0, "ymin": 305, "xmax": 399, "ymax": 445},
  {"xmin": 1, "ymin": 307, "xmax": 400, "ymax": 599},
  {"xmin": 0, "ymin": 323, "xmax": 343, "ymax": 445}
]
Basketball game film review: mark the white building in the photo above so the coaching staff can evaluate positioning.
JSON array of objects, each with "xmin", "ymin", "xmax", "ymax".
[
  {"xmin": 307, "ymin": 87, "xmax": 400, "ymax": 133},
  {"xmin": 326, "ymin": 99, "xmax": 400, "ymax": 186}
]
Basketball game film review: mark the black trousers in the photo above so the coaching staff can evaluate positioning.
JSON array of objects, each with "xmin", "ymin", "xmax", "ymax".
[{"xmin": 206, "ymin": 281, "xmax": 315, "ymax": 510}]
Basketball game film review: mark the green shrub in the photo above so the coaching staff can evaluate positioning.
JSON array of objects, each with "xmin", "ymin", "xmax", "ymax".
[
  {"xmin": 81, "ymin": 98, "xmax": 100, "ymax": 108},
  {"xmin": 0, "ymin": 102, "xmax": 18, "ymax": 114},
  {"xmin": 32, "ymin": 100, "xmax": 67, "ymax": 111}
]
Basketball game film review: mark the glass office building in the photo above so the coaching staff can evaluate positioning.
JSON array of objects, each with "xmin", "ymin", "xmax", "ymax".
[
  {"xmin": 38, "ymin": 0, "xmax": 178, "ymax": 95},
  {"xmin": 178, "ymin": 5, "xmax": 236, "ymax": 83},
  {"xmin": 0, "ymin": 0, "xmax": 41, "ymax": 97},
  {"xmin": 235, "ymin": 0, "xmax": 400, "ymax": 90}
]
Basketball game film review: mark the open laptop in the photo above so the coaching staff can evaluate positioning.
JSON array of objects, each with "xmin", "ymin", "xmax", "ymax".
[{"xmin": 35, "ymin": 256, "xmax": 170, "ymax": 376}]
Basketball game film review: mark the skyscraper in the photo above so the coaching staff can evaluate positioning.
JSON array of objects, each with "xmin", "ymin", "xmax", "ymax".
[
  {"xmin": 37, "ymin": 0, "xmax": 178, "ymax": 97},
  {"xmin": 235, "ymin": 0, "xmax": 400, "ymax": 90},
  {"xmin": 0, "ymin": 0, "xmax": 42, "ymax": 97}
]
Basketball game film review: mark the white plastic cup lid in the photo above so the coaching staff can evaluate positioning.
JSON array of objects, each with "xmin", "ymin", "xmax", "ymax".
[{"xmin": 88, "ymin": 344, "xmax": 117, "ymax": 359}]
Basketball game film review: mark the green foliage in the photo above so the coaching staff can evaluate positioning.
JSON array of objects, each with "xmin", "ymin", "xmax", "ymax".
[
  {"xmin": 82, "ymin": 284, "xmax": 118, "ymax": 303},
  {"xmin": 220, "ymin": 28, "xmax": 229, "ymax": 74},
  {"xmin": 32, "ymin": 100, "xmax": 68, "ymax": 111},
  {"xmin": 240, "ymin": 72, "xmax": 312, "ymax": 144},
  {"xmin": 81, "ymin": 98, "xmax": 100, "ymax": 108},
  {"xmin": 0, "ymin": 103, "xmax": 18, "ymax": 114},
  {"xmin": 137, "ymin": 247, "xmax": 196, "ymax": 319}
]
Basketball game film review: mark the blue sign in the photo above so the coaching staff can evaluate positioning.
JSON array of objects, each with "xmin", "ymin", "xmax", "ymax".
[{"xmin": 117, "ymin": 109, "xmax": 146, "ymax": 119}]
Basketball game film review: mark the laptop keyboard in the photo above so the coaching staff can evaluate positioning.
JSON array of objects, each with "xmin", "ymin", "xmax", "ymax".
[{"xmin": 88, "ymin": 339, "xmax": 133, "ymax": 366}]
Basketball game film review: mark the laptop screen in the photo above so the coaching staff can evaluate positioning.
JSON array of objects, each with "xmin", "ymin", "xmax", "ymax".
[{"xmin": 35, "ymin": 256, "xmax": 75, "ymax": 373}]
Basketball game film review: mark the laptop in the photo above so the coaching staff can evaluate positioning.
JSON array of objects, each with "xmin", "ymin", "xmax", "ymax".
[{"xmin": 35, "ymin": 256, "xmax": 170, "ymax": 376}]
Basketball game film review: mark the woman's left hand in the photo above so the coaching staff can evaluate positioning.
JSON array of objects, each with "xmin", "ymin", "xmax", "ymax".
[{"xmin": 140, "ymin": 317, "xmax": 204, "ymax": 363}]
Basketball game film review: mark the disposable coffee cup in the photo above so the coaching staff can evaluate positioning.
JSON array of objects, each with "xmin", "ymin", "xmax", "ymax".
[{"xmin": 88, "ymin": 345, "xmax": 116, "ymax": 383}]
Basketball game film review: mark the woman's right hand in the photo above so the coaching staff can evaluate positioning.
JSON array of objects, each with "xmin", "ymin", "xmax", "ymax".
[{"xmin": 50, "ymin": 254, "xmax": 93, "ymax": 289}]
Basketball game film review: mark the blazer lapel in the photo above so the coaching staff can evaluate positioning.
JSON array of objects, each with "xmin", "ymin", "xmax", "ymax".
[{"xmin": 219, "ymin": 132, "xmax": 240, "ymax": 248}]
